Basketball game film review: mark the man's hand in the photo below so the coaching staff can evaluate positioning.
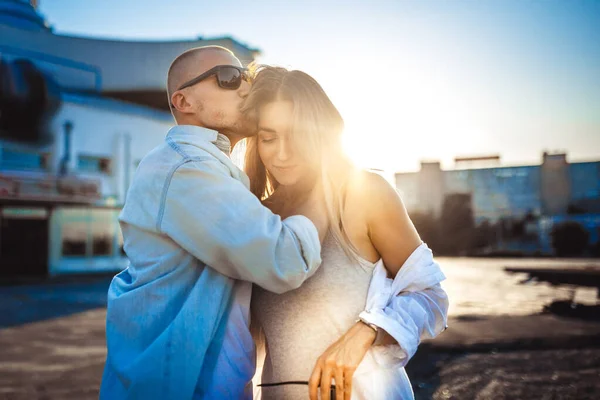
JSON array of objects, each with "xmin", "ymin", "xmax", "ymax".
[{"xmin": 308, "ymin": 322, "xmax": 376, "ymax": 400}]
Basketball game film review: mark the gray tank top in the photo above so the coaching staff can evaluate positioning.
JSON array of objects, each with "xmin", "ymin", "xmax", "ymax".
[{"xmin": 251, "ymin": 232, "xmax": 376, "ymax": 399}]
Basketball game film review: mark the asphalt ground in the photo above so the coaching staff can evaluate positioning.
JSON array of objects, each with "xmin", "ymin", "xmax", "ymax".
[{"xmin": 1, "ymin": 275, "xmax": 600, "ymax": 399}]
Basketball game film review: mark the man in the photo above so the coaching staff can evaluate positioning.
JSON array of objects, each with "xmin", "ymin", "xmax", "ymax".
[{"xmin": 100, "ymin": 46, "xmax": 328, "ymax": 399}]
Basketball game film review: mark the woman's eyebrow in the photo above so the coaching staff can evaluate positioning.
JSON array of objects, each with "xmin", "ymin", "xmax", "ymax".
[{"xmin": 258, "ymin": 126, "xmax": 277, "ymax": 133}]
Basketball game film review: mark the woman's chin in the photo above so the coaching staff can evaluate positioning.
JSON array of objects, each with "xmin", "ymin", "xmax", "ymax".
[
  {"xmin": 276, "ymin": 176, "xmax": 302, "ymax": 187},
  {"xmin": 270, "ymin": 170, "xmax": 304, "ymax": 187}
]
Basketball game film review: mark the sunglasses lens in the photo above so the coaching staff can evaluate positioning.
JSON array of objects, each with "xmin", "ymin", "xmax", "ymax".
[{"xmin": 217, "ymin": 67, "xmax": 242, "ymax": 89}]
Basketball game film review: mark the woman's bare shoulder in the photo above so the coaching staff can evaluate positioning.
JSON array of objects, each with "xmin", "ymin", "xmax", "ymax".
[{"xmin": 345, "ymin": 170, "xmax": 398, "ymax": 208}]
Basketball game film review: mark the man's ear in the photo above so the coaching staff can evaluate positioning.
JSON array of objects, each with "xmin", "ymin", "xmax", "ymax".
[{"xmin": 171, "ymin": 91, "xmax": 191, "ymax": 113}]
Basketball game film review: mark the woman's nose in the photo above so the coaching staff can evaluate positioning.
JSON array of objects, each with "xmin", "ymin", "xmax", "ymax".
[{"xmin": 277, "ymin": 140, "xmax": 292, "ymax": 161}]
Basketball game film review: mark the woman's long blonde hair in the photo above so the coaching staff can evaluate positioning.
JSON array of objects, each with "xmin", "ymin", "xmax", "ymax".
[{"xmin": 243, "ymin": 66, "xmax": 359, "ymax": 260}]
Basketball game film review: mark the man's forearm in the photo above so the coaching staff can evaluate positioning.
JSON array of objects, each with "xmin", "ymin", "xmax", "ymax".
[{"xmin": 160, "ymin": 161, "xmax": 322, "ymax": 293}]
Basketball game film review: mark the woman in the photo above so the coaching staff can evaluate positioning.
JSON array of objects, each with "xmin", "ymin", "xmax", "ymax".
[{"xmin": 243, "ymin": 66, "xmax": 448, "ymax": 400}]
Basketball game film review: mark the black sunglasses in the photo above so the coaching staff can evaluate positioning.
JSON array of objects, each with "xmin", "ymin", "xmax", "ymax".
[{"xmin": 176, "ymin": 65, "xmax": 249, "ymax": 91}]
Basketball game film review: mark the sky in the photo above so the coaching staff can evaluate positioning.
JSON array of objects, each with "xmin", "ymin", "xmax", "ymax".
[{"xmin": 38, "ymin": 0, "xmax": 600, "ymax": 173}]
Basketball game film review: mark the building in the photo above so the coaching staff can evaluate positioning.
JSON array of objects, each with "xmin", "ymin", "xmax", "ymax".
[
  {"xmin": 395, "ymin": 152, "xmax": 600, "ymax": 255},
  {"xmin": 0, "ymin": 0, "xmax": 259, "ymax": 278}
]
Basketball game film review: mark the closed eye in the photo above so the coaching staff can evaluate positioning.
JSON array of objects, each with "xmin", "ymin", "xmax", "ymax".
[{"xmin": 258, "ymin": 129, "xmax": 277, "ymax": 144}]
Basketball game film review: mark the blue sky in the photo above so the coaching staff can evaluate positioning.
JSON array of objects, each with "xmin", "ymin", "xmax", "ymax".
[{"xmin": 38, "ymin": 0, "xmax": 600, "ymax": 172}]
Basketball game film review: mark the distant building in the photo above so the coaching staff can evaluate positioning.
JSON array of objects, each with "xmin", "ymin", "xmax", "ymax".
[
  {"xmin": 0, "ymin": 1, "xmax": 259, "ymax": 278},
  {"xmin": 395, "ymin": 152, "xmax": 600, "ymax": 255}
]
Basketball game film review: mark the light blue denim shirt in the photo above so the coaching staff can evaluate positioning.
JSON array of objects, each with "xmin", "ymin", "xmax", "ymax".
[{"xmin": 100, "ymin": 125, "xmax": 322, "ymax": 399}]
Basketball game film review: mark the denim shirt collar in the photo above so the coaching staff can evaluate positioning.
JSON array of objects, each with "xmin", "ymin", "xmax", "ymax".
[
  {"xmin": 166, "ymin": 124, "xmax": 249, "ymax": 188},
  {"xmin": 166, "ymin": 125, "xmax": 231, "ymax": 156}
]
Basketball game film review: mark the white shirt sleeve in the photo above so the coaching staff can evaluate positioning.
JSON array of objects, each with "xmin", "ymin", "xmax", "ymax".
[
  {"xmin": 159, "ymin": 158, "xmax": 322, "ymax": 294},
  {"xmin": 359, "ymin": 243, "xmax": 449, "ymax": 367}
]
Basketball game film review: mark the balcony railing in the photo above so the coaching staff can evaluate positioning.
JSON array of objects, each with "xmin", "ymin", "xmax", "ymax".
[{"xmin": 0, "ymin": 173, "xmax": 101, "ymax": 203}]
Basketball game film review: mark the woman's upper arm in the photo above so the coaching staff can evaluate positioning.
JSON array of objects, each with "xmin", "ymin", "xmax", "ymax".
[{"xmin": 363, "ymin": 172, "xmax": 422, "ymax": 277}]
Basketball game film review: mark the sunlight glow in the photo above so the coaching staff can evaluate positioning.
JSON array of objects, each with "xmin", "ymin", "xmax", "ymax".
[{"xmin": 338, "ymin": 62, "xmax": 487, "ymax": 173}]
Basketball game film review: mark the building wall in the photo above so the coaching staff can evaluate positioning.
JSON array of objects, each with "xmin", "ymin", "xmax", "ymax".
[
  {"xmin": 540, "ymin": 153, "xmax": 571, "ymax": 215},
  {"xmin": 570, "ymin": 162, "xmax": 600, "ymax": 202},
  {"xmin": 462, "ymin": 166, "xmax": 541, "ymax": 223},
  {"xmin": 48, "ymin": 206, "xmax": 127, "ymax": 275},
  {"xmin": 398, "ymin": 164, "xmax": 543, "ymax": 223},
  {"xmin": 397, "ymin": 156, "xmax": 599, "ymax": 222},
  {"xmin": 0, "ymin": 0, "xmax": 47, "ymax": 31},
  {"xmin": 538, "ymin": 214, "xmax": 600, "ymax": 254},
  {"xmin": 1, "ymin": 93, "xmax": 173, "ymax": 205},
  {"xmin": 0, "ymin": 94, "xmax": 175, "ymax": 275},
  {"xmin": 0, "ymin": 3, "xmax": 259, "ymax": 275},
  {"xmin": 0, "ymin": 23, "xmax": 258, "ymax": 93},
  {"xmin": 395, "ymin": 172, "xmax": 420, "ymax": 213},
  {"xmin": 417, "ymin": 162, "xmax": 445, "ymax": 217},
  {"xmin": 395, "ymin": 153, "xmax": 600, "ymax": 255},
  {"xmin": 54, "ymin": 93, "xmax": 173, "ymax": 204}
]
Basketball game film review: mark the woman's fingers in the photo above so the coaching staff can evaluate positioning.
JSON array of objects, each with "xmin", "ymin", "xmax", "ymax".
[
  {"xmin": 308, "ymin": 361, "xmax": 322, "ymax": 400},
  {"xmin": 334, "ymin": 367, "xmax": 344, "ymax": 400},
  {"xmin": 321, "ymin": 361, "xmax": 334, "ymax": 400},
  {"xmin": 311, "ymin": 324, "xmax": 374, "ymax": 399},
  {"xmin": 344, "ymin": 366, "xmax": 356, "ymax": 400}
]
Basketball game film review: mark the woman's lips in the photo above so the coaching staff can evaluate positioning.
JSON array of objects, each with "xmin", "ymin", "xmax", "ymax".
[{"xmin": 274, "ymin": 165, "xmax": 297, "ymax": 171}]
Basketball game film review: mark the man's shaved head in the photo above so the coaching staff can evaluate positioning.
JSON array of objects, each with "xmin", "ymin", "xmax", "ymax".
[
  {"xmin": 167, "ymin": 46, "xmax": 237, "ymax": 107},
  {"xmin": 166, "ymin": 45, "xmax": 255, "ymax": 143}
]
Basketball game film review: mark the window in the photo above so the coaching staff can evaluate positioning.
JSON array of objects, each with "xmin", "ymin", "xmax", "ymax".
[
  {"xmin": 61, "ymin": 209, "xmax": 88, "ymax": 256},
  {"xmin": 59, "ymin": 208, "xmax": 119, "ymax": 258},
  {"xmin": 0, "ymin": 148, "xmax": 49, "ymax": 170},
  {"xmin": 90, "ymin": 209, "xmax": 114, "ymax": 256},
  {"xmin": 78, "ymin": 155, "xmax": 112, "ymax": 174}
]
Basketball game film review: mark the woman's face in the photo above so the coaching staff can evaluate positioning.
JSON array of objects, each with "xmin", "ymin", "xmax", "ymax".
[{"xmin": 257, "ymin": 101, "xmax": 311, "ymax": 187}]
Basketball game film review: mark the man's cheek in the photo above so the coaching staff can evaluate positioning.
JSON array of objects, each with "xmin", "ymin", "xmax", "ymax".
[{"xmin": 212, "ymin": 110, "xmax": 225, "ymax": 122}]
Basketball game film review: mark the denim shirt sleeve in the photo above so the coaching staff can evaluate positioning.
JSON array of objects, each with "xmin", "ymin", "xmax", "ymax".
[{"xmin": 158, "ymin": 158, "xmax": 322, "ymax": 294}]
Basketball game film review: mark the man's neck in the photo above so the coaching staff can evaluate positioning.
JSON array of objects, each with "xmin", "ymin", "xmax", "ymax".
[
  {"xmin": 174, "ymin": 121, "xmax": 242, "ymax": 154},
  {"xmin": 174, "ymin": 116, "xmax": 243, "ymax": 146},
  {"xmin": 219, "ymin": 131, "xmax": 243, "ymax": 149}
]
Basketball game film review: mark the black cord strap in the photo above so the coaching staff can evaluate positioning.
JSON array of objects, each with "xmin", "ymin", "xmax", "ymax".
[
  {"xmin": 258, "ymin": 381, "xmax": 337, "ymax": 396},
  {"xmin": 258, "ymin": 380, "xmax": 310, "ymax": 387}
]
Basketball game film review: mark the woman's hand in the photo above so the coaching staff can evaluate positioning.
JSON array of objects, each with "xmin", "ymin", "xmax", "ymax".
[{"xmin": 308, "ymin": 322, "xmax": 376, "ymax": 400}]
